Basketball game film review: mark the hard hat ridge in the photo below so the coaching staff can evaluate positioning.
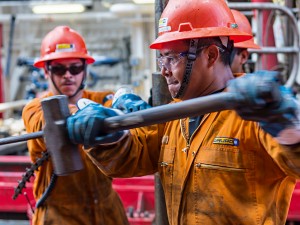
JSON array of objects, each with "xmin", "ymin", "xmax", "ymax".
[
  {"xmin": 150, "ymin": 0, "xmax": 252, "ymax": 49},
  {"xmin": 34, "ymin": 26, "xmax": 95, "ymax": 68},
  {"xmin": 231, "ymin": 9, "xmax": 261, "ymax": 49}
]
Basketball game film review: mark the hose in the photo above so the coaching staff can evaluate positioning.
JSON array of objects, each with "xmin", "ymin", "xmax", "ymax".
[{"xmin": 35, "ymin": 173, "xmax": 57, "ymax": 208}]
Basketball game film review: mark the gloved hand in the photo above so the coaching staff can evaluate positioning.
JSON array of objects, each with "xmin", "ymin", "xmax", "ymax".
[
  {"xmin": 112, "ymin": 87, "xmax": 151, "ymax": 113},
  {"xmin": 227, "ymin": 70, "xmax": 300, "ymax": 145},
  {"xmin": 67, "ymin": 102, "xmax": 125, "ymax": 148}
]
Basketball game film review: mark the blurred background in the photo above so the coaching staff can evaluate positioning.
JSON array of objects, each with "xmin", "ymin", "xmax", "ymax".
[
  {"xmin": 0, "ymin": 0, "xmax": 300, "ymax": 224},
  {"xmin": 0, "ymin": 0, "xmax": 299, "ymax": 116}
]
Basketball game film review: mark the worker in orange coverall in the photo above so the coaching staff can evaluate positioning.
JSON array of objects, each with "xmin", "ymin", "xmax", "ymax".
[
  {"xmin": 230, "ymin": 9, "xmax": 261, "ymax": 75},
  {"xmin": 22, "ymin": 26, "xmax": 129, "ymax": 225},
  {"xmin": 67, "ymin": 0, "xmax": 300, "ymax": 224}
]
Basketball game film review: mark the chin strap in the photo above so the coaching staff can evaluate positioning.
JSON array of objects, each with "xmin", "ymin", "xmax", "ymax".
[
  {"xmin": 68, "ymin": 68, "xmax": 86, "ymax": 99},
  {"xmin": 174, "ymin": 39, "xmax": 198, "ymax": 99}
]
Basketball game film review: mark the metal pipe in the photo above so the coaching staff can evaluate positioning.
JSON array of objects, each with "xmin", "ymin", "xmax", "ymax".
[
  {"xmin": 0, "ymin": 12, "xmax": 117, "ymax": 23},
  {"xmin": 0, "ymin": 131, "xmax": 43, "ymax": 145},
  {"xmin": 102, "ymin": 92, "xmax": 236, "ymax": 133},
  {"xmin": 0, "ymin": 92, "xmax": 236, "ymax": 146},
  {"xmin": 152, "ymin": 71, "xmax": 171, "ymax": 225},
  {"xmin": 154, "ymin": 0, "xmax": 171, "ymax": 223},
  {"xmin": 4, "ymin": 15, "xmax": 15, "ymax": 78},
  {"xmin": 0, "ymin": 99, "xmax": 29, "ymax": 112}
]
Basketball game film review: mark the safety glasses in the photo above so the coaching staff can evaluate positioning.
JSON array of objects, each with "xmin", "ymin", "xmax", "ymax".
[
  {"xmin": 156, "ymin": 45, "xmax": 225, "ymax": 71},
  {"xmin": 156, "ymin": 52, "xmax": 188, "ymax": 71},
  {"xmin": 48, "ymin": 64, "xmax": 85, "ymax": 76},
  {"xmin": 156, "ymin": 46, "xmax": 211, "ymax": 71}
]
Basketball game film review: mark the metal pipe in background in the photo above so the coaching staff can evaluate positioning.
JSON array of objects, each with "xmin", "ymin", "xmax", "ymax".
[
  {"xmin": 152, "ymin": 72, "xmax": 171, "ymax": 225},
  {"xmin": 4, "ymin": 15, "xmax": 15, "ymax": 78},
  {"xmin": 153, "ymin": 0, "xmax": 171, "ymax": 223},
  {"xmin": 0, "ymin": 99, "xmax": 29, "ymax": 112},
  {"xmin": 152, "ymin": 72, "xmax": 172, "ymax": 107}
]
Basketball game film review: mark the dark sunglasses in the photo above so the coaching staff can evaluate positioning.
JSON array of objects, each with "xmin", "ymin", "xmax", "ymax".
[{"xmin": 48, "ymin": 64, "xmax": 85, "ymax": 76}]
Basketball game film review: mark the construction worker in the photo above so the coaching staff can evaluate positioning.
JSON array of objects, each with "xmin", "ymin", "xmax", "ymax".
[
  {"xmin": 230, "ymin": 9, "xmax": 261, "ymax": 74},
  {"xmin": 67, "ymin": 0, "xmax": 300, "ymax": 224},
  {"xmin": 22, "ymin": 26, "xmax": 129, "ymax": 225}
]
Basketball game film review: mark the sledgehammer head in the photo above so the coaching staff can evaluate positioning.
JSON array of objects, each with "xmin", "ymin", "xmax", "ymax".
[{"xmin": 41, "ymin": 95, "xmax": 83, "ymax": 176}]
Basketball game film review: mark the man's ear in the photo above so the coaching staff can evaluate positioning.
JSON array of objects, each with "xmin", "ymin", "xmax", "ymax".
[
  {"xmin": 240, "ymin": 49, "xmax": 249, "ymax": 65},
  {"xmin": 43, "ymin": 67, "xmax": 50, "ymax": 79},
  {"xmin": 206, "ymin": 45, "xmax": 219, "ymax": 67}
]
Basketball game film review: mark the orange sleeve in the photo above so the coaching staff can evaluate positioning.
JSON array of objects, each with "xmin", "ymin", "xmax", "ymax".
[
  {"xmin": 22, "ymin": 97, "xmax": 46, "ymax": 162},
  {"xmin": 82, "ymin": 90, "xmax": 114, "ymax": 107},
  {"xmin": 22, "ymin": 93, "xmax": 81, "ymax": 162}
]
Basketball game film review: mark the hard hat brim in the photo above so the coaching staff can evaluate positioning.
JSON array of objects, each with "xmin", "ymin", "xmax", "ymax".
[
  {"xmin": 234, "ymin": 38, "xmax": 261, "ymax": 49},
  {"xmin": 34, "ymin": 52, "xmax": 95, "ymax": 68},
  {"xmin": 150, "ymin": 27, "xmax": 252, "ymax": 50}
]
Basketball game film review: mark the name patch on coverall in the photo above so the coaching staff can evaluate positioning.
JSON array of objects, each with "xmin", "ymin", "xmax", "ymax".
[{"xmin": 213, "ymin": 137, "xmax": 239, "ymax": 146}]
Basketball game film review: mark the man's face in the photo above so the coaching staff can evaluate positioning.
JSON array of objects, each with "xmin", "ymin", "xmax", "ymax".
[
  {"xmin": 230, "ymin": 48, "xmax": 249, "ymax": 74},
  {"xmin": 45, "ymin": 58, "xmax": 85, "ymax": 97},
  {"xmin": 158, "ymin": 40, "xmax": 217, "ymax": 100}
]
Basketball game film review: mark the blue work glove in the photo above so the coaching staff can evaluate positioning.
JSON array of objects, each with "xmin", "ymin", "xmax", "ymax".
[
  {"xmin": 112, "ymin": 87, "xmax": 151, "ymax": 113},
  {"xmin": 227, "ymin": 70, "xmax": 300, "ymax": 145},
  {"xmin": 67, "ymin": 102, "xmax": 125, "ymax": 148}
]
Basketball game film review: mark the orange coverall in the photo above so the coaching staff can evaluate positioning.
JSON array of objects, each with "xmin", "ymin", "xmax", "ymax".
[
  {"xmin": 85, "ymin": 98, "xmax": 300, "ymax": 225},
  {"xmin": 22, "ymin": 90, "xmax": 129, "ymax": 225}
]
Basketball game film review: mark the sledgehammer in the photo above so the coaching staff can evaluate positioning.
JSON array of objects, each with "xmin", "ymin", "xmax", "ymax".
[{"xmin": 0, "ymin": 95, "xmax": 84, "ymax": 176}]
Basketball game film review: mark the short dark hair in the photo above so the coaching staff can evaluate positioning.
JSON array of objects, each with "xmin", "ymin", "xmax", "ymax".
[{"xmin": 197, "ymin": 37, "xmax": 233, "ymax": 65}]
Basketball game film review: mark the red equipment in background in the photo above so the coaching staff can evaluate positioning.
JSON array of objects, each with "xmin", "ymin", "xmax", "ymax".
[
  {"xmin": 0, "ymin": 155, "xmax": 300, "ymax": 224},
  {"xmin": 288, "ymin": 182, "xmax": 300, "ymax": 222},
  {"xmin": 0, "ymin": 1, "xmax": 299, "ymax": 224},
  {"xmin": 0, "ymin": 156, "xmax": 34, "ymax": 217},
  {"xmin": 0, "ymin": 24, "xmax": 4, "ymax": 119},
  {"xmin": 113, "ymin": 176, "xmax": 155, "ymax": 225},
  {"xmin": 0, "ymin": 155, "xmax": 155, "ymax": 225}
]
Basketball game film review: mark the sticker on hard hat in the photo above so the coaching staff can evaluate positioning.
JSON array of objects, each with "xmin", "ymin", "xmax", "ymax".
[
  {"xmin": 159, "ymin": 18, "xmax": 168, "ymax": 27},
  {"xmin": 158, "ymin": 18, "xmax": 171, "ymax": 33},
  {"xmin": 55, "ymin": 44, "xmax": 76, "ymax": 53}
]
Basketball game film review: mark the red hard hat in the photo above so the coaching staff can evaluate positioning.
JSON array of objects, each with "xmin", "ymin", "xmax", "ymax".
[
  {"xmin": 34, "ymin": 26, "xmax": 95, "ymax": 68},
  {"xmin": 150, "ymin": 0, "xmax": 252, "ymax": 49},
  {"xmin": 231, "ymin": 9, "xmax": 261, "ymax": 49}
]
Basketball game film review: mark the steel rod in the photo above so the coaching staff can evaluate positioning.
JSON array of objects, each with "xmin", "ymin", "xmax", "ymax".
[
  {"xmin": 0, "ymin": 131, "xmax": 43, "ymax": 145},
  {"xmin": 0, "ymin": 93, "xmax": 236, "ymax": 146},
  {"xmin": 103, "ymin": 92, "xmax": 236, "ymax": 133}
]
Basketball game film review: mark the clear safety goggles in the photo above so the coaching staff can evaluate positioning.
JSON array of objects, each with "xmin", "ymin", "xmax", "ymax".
[
  {"xmin": 156, "ymin": 52, "xmax": 189, "ymax": 71},
  {"xmin": 156, "ymin": 45, "xmax": 225, "ymax": 71}
]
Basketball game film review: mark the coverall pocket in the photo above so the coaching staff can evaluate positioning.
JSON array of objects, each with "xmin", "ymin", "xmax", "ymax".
[
  {"xmin": 158, "ymin": 145, "xmax": 175, "ymax": 217},
  {"xmin": 195, "ymin": 145, "xmax": 254, "ymax": 171},
  {"xmin": 158, "ymin": 146, "xmax": 175, "ymax": 189},
  {"xmin": 192, "ymin": 146, "xmax": 256, "ymax": 223}
]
